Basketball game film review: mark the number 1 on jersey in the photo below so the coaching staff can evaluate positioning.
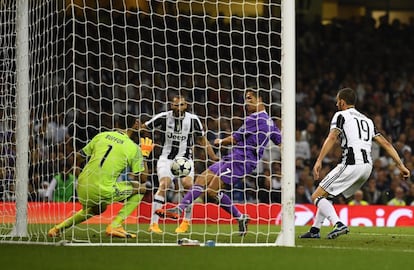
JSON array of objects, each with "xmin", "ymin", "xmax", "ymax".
[{"xmin": 100, "ymin": 145, "xmax": 113, "ymax": 167}]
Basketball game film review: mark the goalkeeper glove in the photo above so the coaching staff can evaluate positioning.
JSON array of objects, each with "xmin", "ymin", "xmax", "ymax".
[{"xmin": 140, "ymin": 137, "xmax": 154, "ymax": 158}]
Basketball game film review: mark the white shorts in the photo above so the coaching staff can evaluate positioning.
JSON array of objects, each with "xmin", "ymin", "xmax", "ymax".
[
  {"xmin": 319, "ymin": 163, "xmax": 372, "ymax": 198},
  {"xmin": 156, "ymin": 157, "xmax": 195, "ymax": 187}
]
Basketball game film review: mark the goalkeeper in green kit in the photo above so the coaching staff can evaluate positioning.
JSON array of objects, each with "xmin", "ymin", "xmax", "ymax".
[{"xmin": 48, "ymin": 116, "xmax": 154, "ymax": 238}]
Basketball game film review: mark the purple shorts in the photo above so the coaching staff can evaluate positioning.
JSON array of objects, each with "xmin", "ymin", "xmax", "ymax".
[{"xmin": 209, "ymin": 157, "xmax": 257, "ymax": 185}]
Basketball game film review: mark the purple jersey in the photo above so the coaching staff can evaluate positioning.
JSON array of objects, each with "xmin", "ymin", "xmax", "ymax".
[{"xmin": 209, "ymin": 111, "xmax": 281, "ymax": 184}]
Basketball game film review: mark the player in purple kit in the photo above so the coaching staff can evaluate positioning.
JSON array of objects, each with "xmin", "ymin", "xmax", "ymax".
[{"xmin": 156, "ymin": 89, "xmax": 281, "ymax": 236}]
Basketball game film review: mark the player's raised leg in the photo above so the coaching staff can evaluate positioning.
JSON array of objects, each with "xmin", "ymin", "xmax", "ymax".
[
  {"xmin": 157, "ymin": 169, "xmax": 213, "ymax": 218},
  {"xmin": 156, "ymin": 183, "xmax": 205, "ymax": 219}
]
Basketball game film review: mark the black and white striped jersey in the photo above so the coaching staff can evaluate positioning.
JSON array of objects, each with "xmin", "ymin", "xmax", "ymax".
[
  {"xmin": 330, "ymin": 108, "xmax": 380, "ymax": 165},
  {"xmin": 144, "ymin": 111, "xmax": 205, "ymax": 160}
]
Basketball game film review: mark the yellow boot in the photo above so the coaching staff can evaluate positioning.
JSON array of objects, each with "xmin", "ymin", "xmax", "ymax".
[{"xmin": 175, "ymin": 219, "xmax": 190, "ymax": 233}]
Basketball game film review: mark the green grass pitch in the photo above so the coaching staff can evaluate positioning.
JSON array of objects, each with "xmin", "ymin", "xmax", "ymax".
[{"xmin": 1, "ymin": 225, "xmax": 414, "ymax": 270}]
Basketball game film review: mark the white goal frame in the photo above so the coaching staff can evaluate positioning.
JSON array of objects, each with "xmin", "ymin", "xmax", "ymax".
[{"xmin": 276, "ymin": 0, "xmax": 295, "ymax": 247}]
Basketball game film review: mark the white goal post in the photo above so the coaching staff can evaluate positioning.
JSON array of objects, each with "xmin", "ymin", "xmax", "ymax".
[{"xmin": 1, "ymin": 0, "xmax": 295, "ymax": 246}]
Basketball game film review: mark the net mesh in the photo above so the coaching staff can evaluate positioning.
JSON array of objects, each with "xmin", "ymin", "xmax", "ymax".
[{"xmin": 0, "ymin": 0, "xmax": 283, "ymax": 245}]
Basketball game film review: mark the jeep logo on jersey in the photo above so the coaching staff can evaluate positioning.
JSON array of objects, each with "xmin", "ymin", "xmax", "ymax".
[{"xmin": 167, "ymin": 133, "xmax": 187, "ymax": 141}]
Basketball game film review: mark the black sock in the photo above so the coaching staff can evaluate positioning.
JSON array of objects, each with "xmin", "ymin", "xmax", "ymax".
[
  {"xmin": 310, "ymin": 227, "xmax": 320, "ymax": 233},
  {"xmin": 336, "ymin": 221, "xmax": 344, "ymax": 227}
]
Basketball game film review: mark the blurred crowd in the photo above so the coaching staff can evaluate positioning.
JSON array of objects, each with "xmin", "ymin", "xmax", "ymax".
[
  {"xmin": 291, "ymin": 14, "xmax": 414, "ymax": 206},
  {"xmin": 2, "ymin": 9, "xmax": 414, "ymax": 206}
]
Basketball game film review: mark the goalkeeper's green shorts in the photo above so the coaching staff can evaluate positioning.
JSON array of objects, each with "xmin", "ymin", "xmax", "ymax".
[{"xmin": 77, "ymin": 181, "xmax": 134, "ymax": 208}]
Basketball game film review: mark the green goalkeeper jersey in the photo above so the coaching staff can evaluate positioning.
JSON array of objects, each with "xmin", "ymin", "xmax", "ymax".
[{"xmin": 77, "ymin": 130, "xmax": 144, "ymax": 198}]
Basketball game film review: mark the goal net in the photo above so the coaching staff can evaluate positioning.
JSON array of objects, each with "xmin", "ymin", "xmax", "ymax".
[{"xmin": 0, "ymin": 0, "xmax": 295, "ymax": 246}]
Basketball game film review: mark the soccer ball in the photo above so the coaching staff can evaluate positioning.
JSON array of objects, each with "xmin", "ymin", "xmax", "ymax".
[{"xmin": 170, "ymin": 157, "xmax": 192, "ymax": 177}]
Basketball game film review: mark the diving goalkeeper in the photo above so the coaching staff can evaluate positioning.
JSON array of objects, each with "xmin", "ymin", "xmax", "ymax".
[{"xmin": 48, "ymin": 116, "xmax": 154, "ymax": 238}]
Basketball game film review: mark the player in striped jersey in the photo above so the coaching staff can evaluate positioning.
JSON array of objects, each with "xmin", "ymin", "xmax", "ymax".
[
  {"xmin": 142, "ymin": 95, "xmax": 219, "ymax": 234},
  {"xmin": 300, "ymin": 88, "xmax": 410, "ymax": 239},
  {"xmin": 156, "ymin": 89, "xmax": 282, "ymax": 236}
]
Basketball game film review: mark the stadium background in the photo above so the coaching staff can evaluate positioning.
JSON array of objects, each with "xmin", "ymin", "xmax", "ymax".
[
  {"xmin": 2, "ymin": 1, "xmax": 414, "ymax": 269},
  {"xmin": 2, "ymin": 0, "xmax": 414, "ymax": 218}
]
